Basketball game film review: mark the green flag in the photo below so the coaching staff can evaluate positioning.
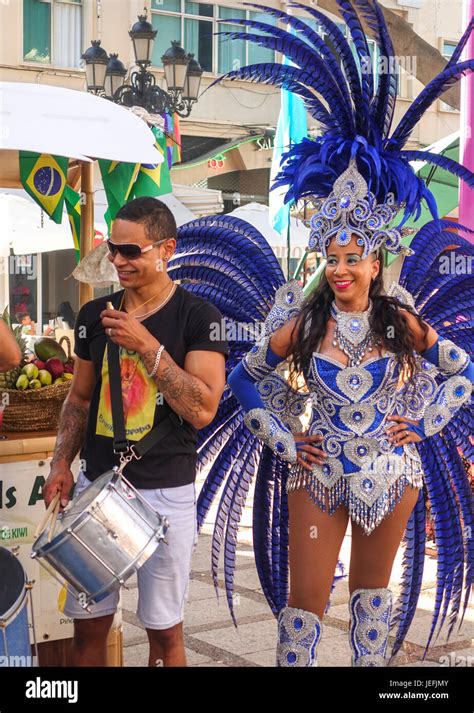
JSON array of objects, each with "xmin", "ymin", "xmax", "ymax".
[
  {"xmin": 19, "ymin": 152, "xmax": 68, "ymax": 224},
  {"xmin": 99, "ymin": 160, "xmax": 139, "ymax": 220},
  {"xmin": 132, "ymin": 127, "xmax": 172, "ymax": 199},
  {"xmin": 64, "ymin": 186, "xmax": 81, "ymax": 263}
]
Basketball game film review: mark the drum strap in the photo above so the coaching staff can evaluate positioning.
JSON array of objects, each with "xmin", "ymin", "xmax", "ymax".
[{"xmin": 107, "ymin": 338, "xmax": 183, "ymax": 458}]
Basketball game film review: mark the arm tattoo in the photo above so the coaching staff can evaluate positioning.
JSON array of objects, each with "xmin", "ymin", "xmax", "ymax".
[
  {"xmin": 141, "ymin": 349, "xmax": 205, "ymax": 423},
  {"xmin": 51, "ymin": 399, "xmax": 90, "ymax": 467}
]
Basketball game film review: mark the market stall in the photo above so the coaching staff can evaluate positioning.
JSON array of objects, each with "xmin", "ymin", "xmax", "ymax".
[{"xmin": 0, "ymin": 81, "xmax": 161, "ymax": 666}]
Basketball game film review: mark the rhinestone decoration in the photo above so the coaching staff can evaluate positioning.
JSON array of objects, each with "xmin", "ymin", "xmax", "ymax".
[
  {"xmin": 336, "ymin": 367, "xmax": 374, "ymax": 402},
  {"xmin": 394, "ymin": 360, "xmax": 438, "ymax": 420},
  {"xmin": 343, "ymin": 438, "xmax": 380, "ymax": 467},
  {"xmin": 349, "ymin": 588, "xmax": 393, "ymax": 667},
  {"xmin": 385, "ymin": 281, "xmax": 418, "ymax": 311},
  {"xmin": 423, "ymin": 376, "xmax": 472, "ymax": 437},
  {"xmin": 257, "ymin": 373, "xmax": 309, "ymax": 434},
  {"xmin": 311, "ymin": 458, "xmax": 344, "ymax": 489},
  {"xmin": 339, "ymin": 403, "xmax": 376, "ymax": 435},
  {"xmin": 276, "ymin": 607, "xmax": 323, "ymax": 667},
  {"xmin": 244, "ymin": 408, "xmax": 297, "ymax": 463},
  {"xmin": 331, "ymin": 300, "xmax": 380, "ymax": 367},
  {"xmin": 438, "ymin": 339, "xmax": 470, "ymax": 375},
  {"xmin": 307, "ymin": 160, "xmax": 407, "ymax": 258},
  {"xmin": 242, "ymin": 334, "xmax": 276, "ymax": 381},
  {"xmin": 264, "ymin": 279, "xmax": 305, "ymax": 336}
]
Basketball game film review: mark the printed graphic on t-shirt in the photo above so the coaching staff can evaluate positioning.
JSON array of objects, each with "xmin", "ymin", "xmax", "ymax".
[{"xmin": 96, "ymin": 344, "xmax": 157, "ymax": 441}]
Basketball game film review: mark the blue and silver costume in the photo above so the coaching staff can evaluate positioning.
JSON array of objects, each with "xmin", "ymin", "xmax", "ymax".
[{"xmin": 169, "ymin": 0, "xmax": 474, "ymax": 665}]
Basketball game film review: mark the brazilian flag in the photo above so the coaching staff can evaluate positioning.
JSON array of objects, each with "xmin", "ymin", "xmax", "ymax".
[
  {"xmin": 99, "ymin": 160, "xmax": 139, "ymax": 220},
  {"xmin": 64, "ymin": 186, "xmax": 81, "ymax": 263},
  {"xmin": 132, "ymin": 127, "xmax": 172, "ymax": 199},
  {"xmin": 19, "ymin": 152, "xmax": 68, "ymax": 224}
]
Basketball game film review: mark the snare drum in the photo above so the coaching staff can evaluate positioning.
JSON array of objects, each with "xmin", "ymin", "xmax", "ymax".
[
  {"xmin": 0, "ymin": 547, "xmax": 36, "ymax": 666},
  {"xmin": 32, "ymin": 468, "xmax": 168, "ymax": 609}
]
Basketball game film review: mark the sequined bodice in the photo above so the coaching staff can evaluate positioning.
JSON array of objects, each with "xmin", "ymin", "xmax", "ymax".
[{"xmin": 304, "ymin": 352, "xmax": 410, "ymax": 474}]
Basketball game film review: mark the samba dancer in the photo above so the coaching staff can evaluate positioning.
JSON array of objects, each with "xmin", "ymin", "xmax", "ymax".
[{"xmin": 186, "ymin": 0, "xmax": 474, "ymax": 666}]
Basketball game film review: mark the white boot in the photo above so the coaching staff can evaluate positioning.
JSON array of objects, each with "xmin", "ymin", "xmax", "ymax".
[
  {"xmin": 349, "ymin": 587, "xmax": 393, "ymax": 667},
  {"xmin": 276, "ymin": 606, "xmax": 323, "ymax": 667}
]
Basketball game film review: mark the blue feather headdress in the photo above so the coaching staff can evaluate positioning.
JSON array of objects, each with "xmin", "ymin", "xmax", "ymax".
[{"xmin": 210, "ymin": 0, "xmax": 474, "ymax": 257}]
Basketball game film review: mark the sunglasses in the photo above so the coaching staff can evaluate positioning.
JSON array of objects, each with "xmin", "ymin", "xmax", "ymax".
[{"xmin": 106, "ymin": 238, "xmax": 168, "ymax": 260}]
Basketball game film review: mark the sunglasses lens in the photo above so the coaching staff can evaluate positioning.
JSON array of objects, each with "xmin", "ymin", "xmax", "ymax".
[{"xmin": 107, "ymin": 241, "xmax": 141, "ymax": 259}]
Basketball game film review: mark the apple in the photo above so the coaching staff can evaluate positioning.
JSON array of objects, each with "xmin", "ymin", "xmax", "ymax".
[{"xmin": 45, "ymin": 358, "xmax": 64, "ymax": 380}]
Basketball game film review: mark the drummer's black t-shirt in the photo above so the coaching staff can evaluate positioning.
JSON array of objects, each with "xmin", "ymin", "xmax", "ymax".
[{"xmin": 73, "ymin": 284, "xmax": 229, "ymax": 489}]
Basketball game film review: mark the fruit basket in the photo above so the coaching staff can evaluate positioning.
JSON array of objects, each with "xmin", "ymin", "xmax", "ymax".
[
  {"xmin": 0, "ymin": 308, "xmax": 74, "ymax": 432},
  {"xmin": 0, "ymin": 380, "xmax": 71, "ymax": 432}
]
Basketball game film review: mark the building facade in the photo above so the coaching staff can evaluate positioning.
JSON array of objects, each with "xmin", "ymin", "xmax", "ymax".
[
  {"xmin": 0, "ymin": 0, "xmax": 467, "ymax": 327},
  {"xmin": 0, "ymin": 0, "xmax": 465, "ymax": 195}
]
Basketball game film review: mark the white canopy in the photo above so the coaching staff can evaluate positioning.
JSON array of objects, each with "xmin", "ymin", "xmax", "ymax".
[
  {"xmin": 0, "ymin": 82, "xmax": 163, "ymax": 164},
  {"xmin": 0, "ymin": 192, "xmax": 75, "ymax": 256},
  {"xmin": 228, "ymin": 202, "xmax": 309, "ymax": 258}
]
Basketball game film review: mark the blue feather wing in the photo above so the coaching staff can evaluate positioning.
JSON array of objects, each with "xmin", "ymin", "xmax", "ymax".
[
  {"xmin": 399, "ymin": 223, "xmax": 474, "ymax": 653},
  {"xmin": 174, "ymin": 215, "xmax": 295, "ymax": 621}
]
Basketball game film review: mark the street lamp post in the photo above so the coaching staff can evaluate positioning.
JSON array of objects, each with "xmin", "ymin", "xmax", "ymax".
[{"xmin": 82, "ymin": 11, "xmax": 203, "ymax": 118}]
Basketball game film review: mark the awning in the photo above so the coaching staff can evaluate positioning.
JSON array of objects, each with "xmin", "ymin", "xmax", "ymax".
[
  {"xmin": 173, "ymin": 183, "xmax": 224, "ymax": 217},
  {"xmin": 0, "ymin": 82, "xmax": 162, "ymax": 164}
]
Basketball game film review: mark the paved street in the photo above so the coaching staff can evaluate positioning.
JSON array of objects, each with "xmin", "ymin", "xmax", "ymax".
[{"xmin": 121, "ymin": 476, "xmax": 474, "ymax": 667}]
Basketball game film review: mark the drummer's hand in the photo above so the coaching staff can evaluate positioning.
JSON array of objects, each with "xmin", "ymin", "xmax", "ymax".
[
  {"xmin": 43, "ymin": 466, "xmax": 74, "ymax": 510},
  {"xmin": 100, "ymin": 309, "xmax": 158, "ymax": 354},
  {"xmin": 294, "ymin": 431, "xmax": 327, "ymax": 472}
]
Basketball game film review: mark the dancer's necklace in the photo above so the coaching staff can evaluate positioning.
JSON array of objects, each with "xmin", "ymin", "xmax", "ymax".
[{"xmin": 330, "ymin": 300, "xmax": 379, "ymax": 367}]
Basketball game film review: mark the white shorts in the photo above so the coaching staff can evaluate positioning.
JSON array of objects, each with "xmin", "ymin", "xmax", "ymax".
[{"xmin": 63, "ymin": 471, "xmax": 198, "ymax": 630}]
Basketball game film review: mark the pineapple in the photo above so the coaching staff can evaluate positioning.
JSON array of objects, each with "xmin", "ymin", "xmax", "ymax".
[{"xmin": 0, "ymin": 306, "xmax": 29, "ymax": 389}]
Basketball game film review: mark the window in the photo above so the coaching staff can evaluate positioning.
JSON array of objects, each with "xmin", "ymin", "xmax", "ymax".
[
  {"xmin": 151, "ymin": 2, "xmax": 275, "ymax": 75},
  {"xmin": 440, "ymin": 41, "xmax": 458, "ymax": 112},
  {"xmin": 23, "ymin": 0, "xmax": 82, "ymax": 67},
  {"xmin": 218, "ymin": 6, "xmax": 245, "ymax": 74},
  {"xmin": 184, "ymin": 3, "xmax": 214, "ymax": 72}
]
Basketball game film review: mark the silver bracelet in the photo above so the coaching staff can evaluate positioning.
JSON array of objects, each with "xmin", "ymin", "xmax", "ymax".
[{"xmin": 145, "ymin": 344, "xmax": 165, "ymax": 378}]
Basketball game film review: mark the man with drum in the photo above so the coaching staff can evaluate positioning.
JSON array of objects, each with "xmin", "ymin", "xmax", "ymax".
[{"xmin": 42, "ymin": 197, "xmax": 229, "ymax": 667}]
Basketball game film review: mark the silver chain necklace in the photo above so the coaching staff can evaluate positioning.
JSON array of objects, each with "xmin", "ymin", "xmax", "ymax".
[{"xmin": 330, "ymin": 299, "xmax": 379, "ymax": 367}]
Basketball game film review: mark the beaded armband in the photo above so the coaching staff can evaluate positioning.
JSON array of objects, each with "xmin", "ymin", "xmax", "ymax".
[
  {"xmin": 242, "ymin": 334, "xmax": 276, "ymax": 380},
  {"xmin": 263, "ymin": 279, "xmax": 305, "ymax": 336},
  {"xmin": 422, "ymin": 375, "xmax": 472, "ymax": 437},
  {"xmin": 394, "ymin": 357, "xmax": 438, "ymax": 420},
  {"xmin": 256, "ymin": 372, "xmax": 308, "ymax": 434},
  {"xmin": 242, "ymin": 279, "xmax": 305, "ymax": 380},
  {"xmin": 436, "ymin": 339, "xmax": 471, "ymax": 376},
  {"xmin": 244, "ymin": 408, "xmax": 297, "ymax": 463}
]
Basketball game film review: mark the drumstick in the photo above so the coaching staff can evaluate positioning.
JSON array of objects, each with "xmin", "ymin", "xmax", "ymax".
[
  {"xmin": 47, "ymin": 497, "xmax": 61, "ymax": 543},
  {"xmin": 34, "ymin": 492, "xmax": 61, "ymax": 538}
]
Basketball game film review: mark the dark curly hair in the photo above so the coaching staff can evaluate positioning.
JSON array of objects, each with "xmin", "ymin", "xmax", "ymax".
[{"xmin": 287, "ymin": 251, "xmax": 429, "ymax": 387}]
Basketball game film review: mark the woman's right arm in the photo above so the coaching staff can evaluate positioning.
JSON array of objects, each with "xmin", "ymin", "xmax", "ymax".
[{"xmin": 228, "ymin": 316, "xmax": 326, "ymax": 470}]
